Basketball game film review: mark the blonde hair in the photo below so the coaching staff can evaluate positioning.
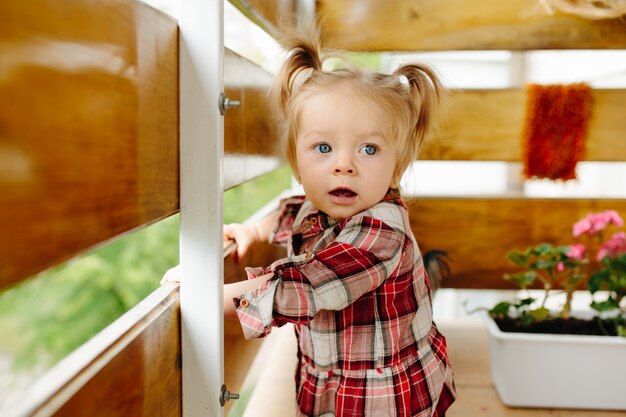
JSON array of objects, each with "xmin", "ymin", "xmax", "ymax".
[{"xmin": 270, "ymin": 25, "xmax": 444, "ymax": 189}]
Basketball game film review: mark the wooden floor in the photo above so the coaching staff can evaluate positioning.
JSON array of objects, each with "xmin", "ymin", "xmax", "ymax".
[{"xmin": 241, "ymin": 319, "xmax": 626, "ymax": 417}]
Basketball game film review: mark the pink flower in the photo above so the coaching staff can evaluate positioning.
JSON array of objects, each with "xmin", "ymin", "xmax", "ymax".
[
  {"xmin": 566, "ymin": 243, "xmax": 586, "ymax": 261},
  {"xmin": 597, "ymin": 232, "xmax": 626, "ymax": 260},
  {"xmin": 573, "ymin": 211, "xmax": 624, "ymax": 237},
  {"xmin": 556, "ymin": 262, "xmax": 565, "ymax": 272},
  {"xmin": 573, "ymin": 218, "xmax": 592, "ymax": 237}
]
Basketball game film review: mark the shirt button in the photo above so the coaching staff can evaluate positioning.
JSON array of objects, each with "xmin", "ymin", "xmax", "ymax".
[
  {"xmin": 310, "ymin": 218, "xmax": 318, "ymax": 225},
  {"xmin": 304, "ymin": 251, "xmax": 313, "ymax": 260},
  {"xmin": 239, "ymin": 299, "xmax": 249, "ymax": 308},
  {"xmin": 376, "ymin": 367, "xmax": 383, "ymax": 374}
]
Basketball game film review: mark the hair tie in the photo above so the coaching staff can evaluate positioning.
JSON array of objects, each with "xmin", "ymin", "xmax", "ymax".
[{"xmin": 397, "ymin": 74, "xmax": 410, "ymax": 89}]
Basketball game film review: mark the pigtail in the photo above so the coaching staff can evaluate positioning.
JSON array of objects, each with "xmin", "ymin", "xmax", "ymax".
[
  {"xmin": 393, "ymin": 64, "xmax": 444, "ymax": 149},
  {"xmin": 271, "ymin": 22, "xmax": 323, "ymax": 119}
]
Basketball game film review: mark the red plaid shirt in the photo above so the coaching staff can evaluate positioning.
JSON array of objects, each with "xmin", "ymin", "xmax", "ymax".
[{"xmin": 234, "ymin": 193, "xmax": 455, "ymax": 416}]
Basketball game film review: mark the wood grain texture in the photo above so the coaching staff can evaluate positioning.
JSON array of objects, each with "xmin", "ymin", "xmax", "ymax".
[
  {"xmin": 0, "ymin": 0, "xmax": 179, "ymax": 289},
  {"xmin": 408, "ymin": 198, "xmax": 626, "ymax": 289},
  {"xmin": 224, "ymin": 50, "xmax": 285, "ymax": 189},
  {"xmin": 421, "ymin": 89, "xmax": 626, "ymax": 161},
  {"xmin": 228, "ymin": 0, "xmax": 297, "ymax": 36},
  {"xmin": 317, "ymin": 0, "xmax": 626, "ymax": 51},
  {"xmin": 8, "ymin": 287, "xmax": 182, "ymax": 417}
]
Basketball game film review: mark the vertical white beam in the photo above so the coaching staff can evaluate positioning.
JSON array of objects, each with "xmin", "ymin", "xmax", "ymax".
[
  {"xmin": 508, "ymin": 51, "xmax": 527, "ymax": 193},
  {"xmin": 179, "ymin": 0, "xmax": 224, "ymax": 416}
]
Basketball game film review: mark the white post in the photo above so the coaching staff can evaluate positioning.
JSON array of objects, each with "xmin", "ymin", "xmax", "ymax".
[{"xmin": 179, "ymin": 0, "xmax": 224, "ymax": 416}]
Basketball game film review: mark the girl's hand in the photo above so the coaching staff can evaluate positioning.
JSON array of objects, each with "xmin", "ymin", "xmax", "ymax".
[
  {"xmin": 223, "ymin": 223, "xmax": 260, "ymax": 262},
  {"xmin": 161, "ymin": 265, "xmax": 181, "ymax": 287}
]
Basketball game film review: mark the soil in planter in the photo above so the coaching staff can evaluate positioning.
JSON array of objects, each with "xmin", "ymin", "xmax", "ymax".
[{"xmin": 494, "ymin": 316, "xmax": 620, "ymax": 336}]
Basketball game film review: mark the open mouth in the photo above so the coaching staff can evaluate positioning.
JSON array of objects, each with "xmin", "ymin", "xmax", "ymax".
[
  {"xmin": 329, "ymin": 188, "xmax": 356, "ymax": 198},
  {"xmin": 328, "ymin": 187, "xmax": 357, "ymax": 204}
]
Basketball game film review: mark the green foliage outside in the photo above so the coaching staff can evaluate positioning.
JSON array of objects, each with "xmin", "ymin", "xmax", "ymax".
[
  {"xmin": 0, "ymin": 166, "xmax": 291, "ymax": 402},
  {"xmin": 323, "ymin": 52, "xmax": 381, "ymax": 72},
  {"xmin": 224, "ymin": 166, "xmax": 291, "ymax": 224}
]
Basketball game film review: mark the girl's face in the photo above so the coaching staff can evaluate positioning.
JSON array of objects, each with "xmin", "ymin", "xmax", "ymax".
[{"xmin": 295, "ymin": 89, "xmax": 397, "ymax": 220}]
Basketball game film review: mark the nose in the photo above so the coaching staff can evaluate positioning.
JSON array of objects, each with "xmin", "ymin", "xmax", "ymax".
[{"xmin": 333, "ymin": 153, "xmax": 355, "ymax": 175}]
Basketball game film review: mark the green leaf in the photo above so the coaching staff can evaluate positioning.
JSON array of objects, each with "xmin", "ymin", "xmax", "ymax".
[
  {"xmin": 506, "ymin": 250, "xmax": 529, "ymax": 267},
  {"xmin": 517, "ymin": 297, "xmax": 536, "ymax": 307},
  {"xmin": 529, "ymin": 307, "xmax": 550, "ymax": 321},
  {"xmin": 590, "ymin": 298, "xmax": 620, "ymax": 312},
  {"xmin": 588, "ymin": 271, "xmax": 607, "ymax": 293},
  {"xmin": 534, "ymin": 243, "xmax": 556, "ymax": 255},
  {"xmin": 503, "ymin": 271, "xmax": 536, "ymax": 289},
  {"xmin": 489, "ymin": 301, "xmax": 512, "ymax": 316},
  {"xmin": 533, "ymin": 259, "xmax": 558, "ymax": 270}
]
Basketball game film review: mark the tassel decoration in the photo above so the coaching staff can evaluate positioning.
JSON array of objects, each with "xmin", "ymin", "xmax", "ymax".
[{"xmin": 522, "ymin": 83, "xmax": 592, "ymax": 181}]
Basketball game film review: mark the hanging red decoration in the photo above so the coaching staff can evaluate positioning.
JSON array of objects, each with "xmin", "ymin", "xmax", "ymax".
[{"xmin": 522, "ymin": 83, "xmax": 592, "ymax": 181}]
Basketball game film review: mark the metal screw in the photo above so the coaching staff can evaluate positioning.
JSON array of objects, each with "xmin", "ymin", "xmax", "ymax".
[
  {"xmin": 219, "ymin": 92, "xmax": 241, "ymax": 115},
  {"xmin": 220, "ymin": 384, "xmax": 240, "ymax": 406}
]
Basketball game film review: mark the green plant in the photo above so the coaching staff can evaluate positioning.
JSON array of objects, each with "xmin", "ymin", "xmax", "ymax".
[
  {"xmin": 502, "ymin": 242, "xmax": 587, "ymax": 319},
  {"xmin": 489, "ymin": 210, "xmax": 626, "ymax": 336}
]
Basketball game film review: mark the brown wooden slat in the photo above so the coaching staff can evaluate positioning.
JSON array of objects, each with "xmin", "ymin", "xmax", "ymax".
[
  {"xmin": 224, "ymin": 50, "xmax": 285, "ymax": 190},
  {"xmin": 317, "ymin": 0, "xmax": 626, "ymax": 51},
  {"xmin": 50, "ymin": 289, "xmax": 180, "ymax": 417},
  {"xmin": 3, "ymin": 287, "xmax": 181, "ymax": 416},
  {"xmin": 0, "ymin": 0, "xmax": 179, "ymax": 289},
  {"xmin": 421, "ymin": 89, "xmax": 626, "ymax": 162},
  {"xmin": 228, "ymin": 0, "xmax": 297, "ymax": 37},
  {"xmin": 408, "ymin": 198, "xmax": 626, "ymax": 289}
]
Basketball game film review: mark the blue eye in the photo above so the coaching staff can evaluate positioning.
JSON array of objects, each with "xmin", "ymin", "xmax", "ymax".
[
  {"xmin": 315, "ymin": 143, "xmax": 332, "ymax": 153},
  {"xmin": 361, "ymin": 145, "xmax": 378, "ymax": 155}
]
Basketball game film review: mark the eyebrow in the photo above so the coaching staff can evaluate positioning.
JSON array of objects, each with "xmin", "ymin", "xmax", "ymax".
[{"xmin": 302, "ymin": 131, "xmax": 389, "ymax": 143}]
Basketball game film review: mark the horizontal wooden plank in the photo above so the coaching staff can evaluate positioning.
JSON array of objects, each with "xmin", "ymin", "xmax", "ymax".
[
  {"xmin": 421, "ymin": 89, "xmax": 626, "ymax": 162},
  {"xmin": 228, "ymin": 0, "xmax": 297, "ymax": 37},
  {"xmin": 224, "ymin": 50, "xmax": 285, "ymax": 189},
  {"xmin": 408, "ymin": 198, "xmax": 626, "ymax": 289},
  {"xmin": 0, "ymin": 0, "xmax": 179, "ymax": 289},
  {"xmin": 317, "ymin": 0, "xmax": 626, "ymax": 51},
  {"xmin": 4, "ymin": 286, "xmax": 180, "ymax": 417}
]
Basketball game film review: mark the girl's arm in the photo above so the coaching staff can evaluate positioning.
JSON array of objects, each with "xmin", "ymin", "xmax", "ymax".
[
  {"xmin": 162, "ymin": 266, "xmax": 272, "ymax": 322},
  {"xmin": 223, "ymin": 272, "xmax": 272, "ymax": 320}
]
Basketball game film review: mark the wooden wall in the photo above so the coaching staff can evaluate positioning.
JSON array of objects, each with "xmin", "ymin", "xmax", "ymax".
[
  {"xmin": 0, "ymin": 0, "xmax": 179, "ymax": 289},
  {"xmin": 1, "ymin": 0, "xmax": 285, "ymax": 415},
  {"xmin": 420, "ymin": 89, "xmax": 626, "ymax": 162},
  {"xmin": 409, "ymin": 199, "xmax": 626, "ymax": 289},
  {"xmin": 316, "ymin": 0, "xmax": 626, "ymax": 50}
]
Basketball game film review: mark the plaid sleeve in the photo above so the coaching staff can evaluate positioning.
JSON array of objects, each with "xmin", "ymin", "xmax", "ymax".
[
  {"xmin": 234, "ymin": 215, "xmax": 405, "ymax": 339},
  {"xmin": 268, "ymin": 195, "xmax": 306, "ymax": 246}
]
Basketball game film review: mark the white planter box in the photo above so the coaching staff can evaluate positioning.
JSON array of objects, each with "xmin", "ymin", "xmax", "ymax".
[{"xmin": 484, "ymin": 313, "xmax": 626, "ymax": 410}]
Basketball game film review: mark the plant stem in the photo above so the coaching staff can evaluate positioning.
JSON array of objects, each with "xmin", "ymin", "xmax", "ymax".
[
  {"xmin": 562, "ymin": 290, "xmax": 573, "ymax": 319},
  {"xmin": 541, "ymin": 285, "xmax": 551, "ymax": 309}
]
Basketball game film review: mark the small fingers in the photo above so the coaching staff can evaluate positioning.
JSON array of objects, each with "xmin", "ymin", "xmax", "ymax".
[{"xmin": 161, "ymin": 265, "xmax": 181, "ymax": 286}]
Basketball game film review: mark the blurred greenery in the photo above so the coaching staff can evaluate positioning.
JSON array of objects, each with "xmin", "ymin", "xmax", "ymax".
[
  {"xmin": 324, "ymin": 52, "xmax": 382, "ymax": 72},
  {"xmin": 0, "ymin": 166, "xmax": 291, "ymax": 390}
]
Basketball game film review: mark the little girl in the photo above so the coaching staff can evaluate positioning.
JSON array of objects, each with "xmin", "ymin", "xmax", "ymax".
[{"xmin": 221, "ymin": 27, "xmax": 456, "ymax": 417}]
